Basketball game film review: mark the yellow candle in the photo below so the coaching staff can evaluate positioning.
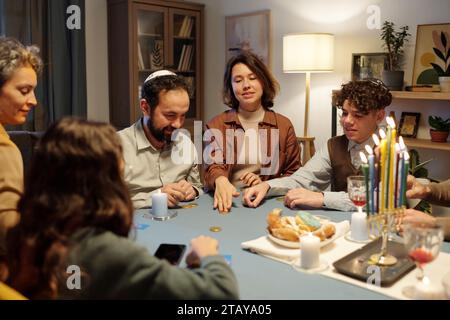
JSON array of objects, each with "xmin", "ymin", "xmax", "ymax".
[
  {"xmin": 380, "ymin": 139, "xmax": 387, "ymax": 213},
  {"xmin": 389, "ymin": 128, "xmax": 396, "ymax": 209},
  {"xmin": 386, "ymin": 117, "xmax": 397, "ymax": 209}
]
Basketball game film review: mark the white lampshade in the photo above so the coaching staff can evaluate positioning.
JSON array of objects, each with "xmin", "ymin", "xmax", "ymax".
[{"xmin": 283, "ymin": 33, "xmax": 334, "ymax": 73}]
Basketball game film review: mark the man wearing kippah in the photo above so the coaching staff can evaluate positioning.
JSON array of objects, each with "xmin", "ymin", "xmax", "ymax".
[
  {"xmin": 118, "ymin": 70, "xmax": 202, "ymax": 209},
  {"xmin": 243, "ymin": 79, "xmax": 392, "ymax": 211}
]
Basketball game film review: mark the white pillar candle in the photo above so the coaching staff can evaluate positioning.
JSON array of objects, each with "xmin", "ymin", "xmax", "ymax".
[
  {"xmin": 152, "ymin": 189, "xmax": 168, "ymax": 217},
  {"xmin": 300, "ymin": 233, "xmax": 320, "ymax": 269},
  {"xmin": 351, "ymin": 211, "xmax": 368, "ymax": 241}
]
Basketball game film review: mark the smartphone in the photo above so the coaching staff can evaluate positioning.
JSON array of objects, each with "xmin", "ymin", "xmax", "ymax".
[{"xmin": 154, "ymin": 243, "xmax": 187, "ymax": 265}]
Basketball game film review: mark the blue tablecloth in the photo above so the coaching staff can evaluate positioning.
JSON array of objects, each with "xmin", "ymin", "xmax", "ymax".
[{"xmin": 134, "ymin": 194, "xmax": 450, "ymax": 300}]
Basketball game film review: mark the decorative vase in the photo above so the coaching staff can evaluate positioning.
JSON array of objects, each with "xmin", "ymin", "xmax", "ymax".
[
  {"xmin": 382, "ymin": 70, "xmax": 404, "ymax": 91},
  {"xmin": 439, "ymin": 76, "xmax": 450, "ymax": 93},
  {"xmin": 430, "ymin": 129, "xmax": 449, "ymax": 142}
]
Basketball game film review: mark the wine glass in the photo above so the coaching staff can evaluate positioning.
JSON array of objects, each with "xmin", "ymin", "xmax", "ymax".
[
  {"xmin": 347, "ymin": 176, "xmax": 366, "ymax": 214},
  {"xmin": 402, "ymin": 221, "xmax": 444, "ymax": 299}
]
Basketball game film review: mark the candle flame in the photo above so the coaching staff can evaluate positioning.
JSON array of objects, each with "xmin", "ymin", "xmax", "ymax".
[
  {"xmin": 399, "ymin": 136, "xmax": 406, "ymax": 150},
  {"xmin": 404, "ymin": 151, "xmax": 410, "ymax": 161},
  {"xmin": 372, "ymin": 133, "xmax": 380, "ymax": 146},
  {"xmin": 365, "ymin": 144, "xmax": 373, "ymax": 155},
  {"xmin": 386, "ymin": 116, "xmax": 396, "ymax": 128},
  {"xmin": 379, "ymin": 128, "xmax": 386, "ymax": 139},
  {"xmin": 359, "ymin": 151, "xmax": 368, "ymax": 163}
]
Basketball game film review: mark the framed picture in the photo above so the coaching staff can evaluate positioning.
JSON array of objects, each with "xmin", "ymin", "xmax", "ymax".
[
  {"xmin": 225, "ymin": 10, "xmax": 271, "ymax": 67},
  {"xmin": 398, "ymin": 112, "xmax": 421, "ymax": 138},
  {"xmin": 412, "ymin": 23, "xmax": 450, "ymax": 87},
  {"xmin": 351, "ymin": 53, "xmax": 389, "ymax": 81}
]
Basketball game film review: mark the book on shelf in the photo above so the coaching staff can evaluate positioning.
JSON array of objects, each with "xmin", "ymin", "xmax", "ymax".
[
  {"xmin": 137, "ymin": 42, "xmax": 145, "ymax": 70},
  {"xmin": 178, "ymin": 45, "xmax": 187, "ymax": 70},
  {"xmin": 184, "ymin": 76, "xmax": 195, "ymax": 98},
  {"xmin": 178, "ymin": 16, "xmax": 193, "ymax": 37}
]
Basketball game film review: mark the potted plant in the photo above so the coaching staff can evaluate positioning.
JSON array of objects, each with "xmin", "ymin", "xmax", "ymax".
[
  {"xmin": 429, "ymin": 115, "xmax": 450, "ymax": 142},
  {"xmin": 380, "ymin": 21, "xmax": 411, "ymax": 91},
  {"xmin": 430, "ymin": 31, "xmax": 450, "ymax": 92}
]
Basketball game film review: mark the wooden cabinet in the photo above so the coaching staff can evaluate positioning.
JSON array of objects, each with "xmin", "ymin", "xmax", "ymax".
[{"xmin": 107, "ymin": 0, "xmax": 204, "ymax": 132}]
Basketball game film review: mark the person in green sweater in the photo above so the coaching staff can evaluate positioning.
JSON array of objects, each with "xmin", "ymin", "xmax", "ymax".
[{"xmin": 6, "ymin": 117, "xmax": 239, "ymax": 299}]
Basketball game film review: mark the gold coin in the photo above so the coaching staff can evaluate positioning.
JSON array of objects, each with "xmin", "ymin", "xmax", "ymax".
[
  {"xmin": 209, "ymin": 226, "xmax": 222, "ymax": 232},
  {"xmin": 180, "ymin": 203, "xmax": 198, "ymax": 209}
]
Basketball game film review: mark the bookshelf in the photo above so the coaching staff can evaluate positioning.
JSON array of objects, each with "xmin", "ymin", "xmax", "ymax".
[{"xmin": 107, "ymin": 0, "xmax": 204, "ymax": 133}]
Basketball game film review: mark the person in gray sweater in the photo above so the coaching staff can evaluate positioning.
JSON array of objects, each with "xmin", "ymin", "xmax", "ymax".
[{"xmin": 5, "ymin": 118, "xmax": 239, "ymax": 300}]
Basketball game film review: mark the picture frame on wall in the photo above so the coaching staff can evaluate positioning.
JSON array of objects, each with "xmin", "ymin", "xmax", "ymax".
[
  {"xmin": 351, "ymin": 53, "xmax": 389, "ymax": 81},
  {"xmin": 412, "ymin": 23, "xmax": 450, "ymax": 88},
  {"xmin": 398, "ymin": 112, "xmax": 421, "ymax": 138},
  {"xmin": 225, "ymin": 10, "xmax": 271, "ymax": 67}
]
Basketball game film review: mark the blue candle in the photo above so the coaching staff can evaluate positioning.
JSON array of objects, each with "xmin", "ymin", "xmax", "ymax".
[
  {"xmin": 365, "ymin": 145, "xmax": 375, "ymax": 214},
  {"xmin": 152, "ymin": 189, "xmax": 168, "ymax": 216}
]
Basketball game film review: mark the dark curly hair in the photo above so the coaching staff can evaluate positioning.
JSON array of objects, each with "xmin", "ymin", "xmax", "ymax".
[
  {"xmin": 6, "ymin": 117, "xmax": 133, "ymax": 299},
  {"xmin": 223, "ymin": 51, "xmax": 279, "ymax": 110},
  {"xmin": 141, "ymin": 70, "xmax": 188, "ymax": 109},
  {"xmin": 0, "ymin": 37, "xmax": 43, "ymax": 89},
  {"xmin": 333, "ymin": 79, "xmax": 392, "ymax": 114}
]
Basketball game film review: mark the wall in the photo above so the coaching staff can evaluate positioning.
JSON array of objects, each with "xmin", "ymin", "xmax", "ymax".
[{"xmin": 85, "ymin": 0, "xmax": 450, "ymax": 179}]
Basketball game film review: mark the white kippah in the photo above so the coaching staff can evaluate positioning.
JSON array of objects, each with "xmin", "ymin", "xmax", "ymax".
[{"xmin": 144, "ymin": 70, "xmax": 177, "ymax": 83}]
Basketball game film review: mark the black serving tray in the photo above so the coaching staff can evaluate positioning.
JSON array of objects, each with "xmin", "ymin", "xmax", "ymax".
[{"xmin": 333, "ymin": 237, "xmax": 416, "ymax": 287}]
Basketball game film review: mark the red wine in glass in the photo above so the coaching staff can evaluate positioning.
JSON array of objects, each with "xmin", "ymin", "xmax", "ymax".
[
  {"xmin": 409, "ymin": 248, "xmax": 435, "ymax": 265},
  {"xmin": 351, "ymin": 197, "xmax": 366, "ymax": 208}
]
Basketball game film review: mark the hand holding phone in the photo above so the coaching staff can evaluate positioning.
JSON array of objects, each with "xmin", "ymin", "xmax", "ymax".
[{"xmin": 154, "ymin": 243, "xmax": 186, "ymax": 265}]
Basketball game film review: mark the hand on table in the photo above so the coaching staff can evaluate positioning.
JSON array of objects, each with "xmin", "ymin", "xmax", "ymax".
[
  {"xmin": 161, "ymin": 183, "xmax": 185, "ymax": 207},
  {"xmin": 239, "ymin": 172, "xmax": 262, "ymax": 187},
  {"xmin": 213, "ymin": 176, "xmax": 240, "ymax": 213},
  {"xmin": 396, "ymin": 208, "xmax": 437, "ymax": 234},
  {"xmin": 185, "ymin": 235, "xmax": 219, "ymax": 268},
  {"xmin": 242, "ymin": 182, "xmax": 270, "ymax": 208},
  {"xmin": 176, "ymin": 179, "xmax": 197, "ymax": 201},
  {"xmin": 284, "ymin": 188, "xmax": 324, "ymax": 209}
]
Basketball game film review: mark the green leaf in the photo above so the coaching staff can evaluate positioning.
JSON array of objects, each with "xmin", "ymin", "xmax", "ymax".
[
  {"xmin": 441, "ymin": 31, "xmax": 447, "ymax": 48},
  {"xmin": 430, "ymin": 62, "xmax": 445, "ymax": 75},
  {"xmin": 433, "ymin": 47, "xmax": 446, "ymax": 62}
]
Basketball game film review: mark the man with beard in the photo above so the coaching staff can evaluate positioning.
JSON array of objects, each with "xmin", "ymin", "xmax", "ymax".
[
  {"xmin": 242, "ymin": 79, "xmax": 392, "ymax": 211},
  {"xmin": 118, "ymin": 70, "xmax": 202, "ymax": 209}
]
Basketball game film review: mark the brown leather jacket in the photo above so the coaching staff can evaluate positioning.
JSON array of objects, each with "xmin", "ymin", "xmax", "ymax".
[{"xmin": 203, "ymin": 109, "xmax": 301, "ymax": 191}]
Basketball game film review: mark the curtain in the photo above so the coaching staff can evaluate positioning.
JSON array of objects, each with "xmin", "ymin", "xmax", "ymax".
[{"xmin": 0, "ymin": 0, "xmax": 86, "ymax": 131}]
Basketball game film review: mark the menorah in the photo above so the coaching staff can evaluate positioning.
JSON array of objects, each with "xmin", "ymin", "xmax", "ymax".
[{"xmin": 359, "ymin": 116, "xmax": 409, "ymax": 266}]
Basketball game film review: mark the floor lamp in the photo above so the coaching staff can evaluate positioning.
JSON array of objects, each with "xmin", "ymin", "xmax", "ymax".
[{"xmin": 283, "ymin": 33, "xmax": 334, "ymax": 163}]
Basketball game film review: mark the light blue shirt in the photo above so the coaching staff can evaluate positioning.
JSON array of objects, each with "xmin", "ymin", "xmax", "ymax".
[{"xmin": 267, "ymin": 136, "xmax": 375, "ymax": 211}]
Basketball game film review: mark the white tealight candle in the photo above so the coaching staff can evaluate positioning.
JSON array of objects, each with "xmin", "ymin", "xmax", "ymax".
[
  {"xmin": 351, "ymin": 211, "xmax": 369, "ymax": 241},
  {"xmin": 300, "ymin": 233, "xmax": 320, "ymax": 269},
  {"xmin": 151, "ymin": 189, "xmax": 168, "ymax": 217}
]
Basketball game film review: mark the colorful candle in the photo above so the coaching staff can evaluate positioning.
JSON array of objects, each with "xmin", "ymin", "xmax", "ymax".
[
  {"xmin": 359, "ymin": 151, "xmax": 370, "ymax": 215},
  {"xmin": 365, "ymin": 145, "xmax": 375, "ymax": 214},
  {"xmin": 386, "ymin": 117, "xmax": 396, "ymax": 210},
  {"xmin": 379, "ymin": 129, "xmax": 387, "ymax": 213},
  {"xmin": 402, "ymin": 151, "xmax": 410, "ymax": 207},
  {"xmin": 394, "ymin": 143, "xmax": 401, "ymax": 208},
  {"xmin": 372, "ymin": 133, "xmax": 380, "ymax": 213}
]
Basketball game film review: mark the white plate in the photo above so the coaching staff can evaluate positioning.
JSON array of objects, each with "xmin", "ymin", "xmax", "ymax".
[{"xmin": 267, "ymin": 224, "xmax": 339, "ymax": 249}]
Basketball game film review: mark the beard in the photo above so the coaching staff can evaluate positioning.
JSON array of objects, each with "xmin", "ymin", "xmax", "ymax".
[{"xmin": 146, "ymin": 118, "xmax": 173, "ymax": 144}]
